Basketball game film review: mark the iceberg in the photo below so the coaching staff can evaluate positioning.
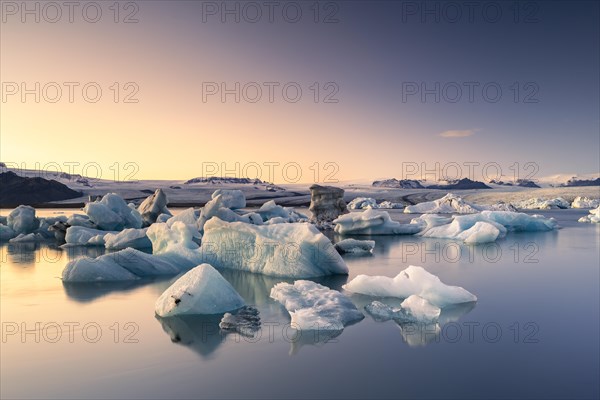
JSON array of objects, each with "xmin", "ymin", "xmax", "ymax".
[
  {"xmin": 413, "ymin": 210, "xmax": 557, "ymax": 243},
  {"xmin": 377, "ymin": 201, "xmax": 405, "ymax": 209},
  {"xmin": 104, "ymin": 228, "xmax": 152, "ymax": 250},
  {"xmin": 578, "ymin": 206, "xmax": 600, "ymax": 223},
  {"xmin": 8, "ymin": 233, "xmax": 46, "ymax": 243},
  {"xmin": 211, "ymin": 189, "xmax": 246, "ymax": 209},
  {"xmin": 308, "ymin": 184, "xmax": 349, "ymax": 224},
  {"xmin": 7, "ymin": 205, "xmax": 39, "ymax": 234},
  {"xmin": 147, "ymin": 221, "xmax": 201, "ymax": 255},
  {"xmin": 0, "ymin": 224, "xmax": 16, "ymax": 241},
  {"xmin": 333, "ymin": 209, "xmax": 422, "ymax": 235},
  {"xmin": 155, "ymin": 264, "xmax": 246, "ymax": 317},
  {"xmin": 257, "ymin": 200, "xmax": 308, "ymax": 222},
  {"xmin": 270, "ymin": 280, "xmax": 364, "ymax": 331},
  {"xmin": 200, "ymin": 217, "xmax": 348, "ymax": 278},
  {"xmin": 138, "ymin": 189, "xmax": 171, "ymax": 226},
  {"xmin": 62, "ymin": 248, "xmax": 183, "ymax": 282},
  {"xmin": 64, "ymin": 226, "xmax": 116, "ymax": 246},
  {"xmin": 334, "ymin": 238, "xmax": 375, "ymax": 255},
  {"xmin": 347, "ymin": 197, "xmax": 378, "ymax": 210},
  {"xmin": 404, "ymin": 193, "xmax": 481, "ymax": 214},
  {"xmin": 198, "ymin": 195, "xmax": 263, "ymax": 232},
  {"xmin": 84, "ymin": 193, "xmax": 143, "ymax": 230},
  {"xmin": 343, "ymin": 265, "xmax": 477, "ymax": 308},
  {"xmin": 571, "ymin": 196, "xmax": 600, "ymax": 209}
]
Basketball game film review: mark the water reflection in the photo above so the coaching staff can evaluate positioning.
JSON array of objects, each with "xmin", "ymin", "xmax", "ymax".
[
  {"xmin": 156, "ymin": 314, "xmax": 228, "ymax": 359},
  {"xmin": 62, "ymin": 277, "xmax": 174, "ymax": 302}
]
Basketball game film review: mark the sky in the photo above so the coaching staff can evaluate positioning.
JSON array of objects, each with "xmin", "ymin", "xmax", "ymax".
[{"xmin": 1, "ymin": 0, "xmax": 599, "ymax": 184}]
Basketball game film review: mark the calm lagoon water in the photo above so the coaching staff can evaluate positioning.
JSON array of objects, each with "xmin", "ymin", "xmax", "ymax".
[{"xmin": 1, "ymin": 208, "xmax": 599, "ymax": 399}]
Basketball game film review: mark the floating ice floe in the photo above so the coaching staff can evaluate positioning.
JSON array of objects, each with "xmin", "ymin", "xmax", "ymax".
[
  {"xmin": 211, "ymin": 189, "xmax": 246, "ymax": 209},
  {"xmin": 412, "ymin": 210, "xmax": 557, "ymax": 243},
  {"xmin": 378, "ymin": 201, "xmax": 405, "ymax": 209},
  {"xmin": 201, "ymin": 217, "xmax": 348, "ymax": 278},
  {"xmin": 571, "ymin": 196, "xmax": 600, "ymax": 209},
  {"xmin": 364, "ymin": 295, "xmax": 441, "ymax": 323},
  {"xmin": 104, "ymin": 228, "xmax": 152, "ymax": 250},
  {"xmin": 137, "ymin": 189, "xmax": 171, "ymax": 226},
  {"xmin": 333, "ymin": 209, "xmax": 422, "ymax": 235},
  {"xmin": 155, "ymin": 264, "xmax": 245, "ymax": 317},
  {"xmin": 334, "ymin": 238, "xmax": 375, "ymax": 255},
  {"xmin": 270, "ymin": 280, "xmax": 364, "ymax": 331},
  {"xmin": 84, "ymin": 193, "xmax": 143, "ymax": 230},
  {"xmin": 404, "ymin": 193, "xmax": 481, "ymax": 214},
  {"xmin": 219, "ymin": 306, "xmax": 261, "ymax": 336},
  {"xmin": 515, "ymin": 197, "xmax": 570, "ymax": 210},
  {"xmin": 343, "ymin": 265, "xmax": 477, "ymax": 308},
  {"xmin": 62, "ymin": 248, "xmax": 183, "ymax": 282},
  {"xmin": 578, "ymin": 206, "xmax": 600, "ymax": 223}
]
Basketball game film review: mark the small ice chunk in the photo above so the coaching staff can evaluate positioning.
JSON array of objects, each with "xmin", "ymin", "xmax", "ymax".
[
  {"xmin": 211, "ymin": 189, "xmax": 246, "ymax": 209},
  {"xmin": 8, "ymin": 233, "xmax": 45, "ymax": 243},
  {"xmin": 343, "ymin": 265, "xmax": 477, "ymax": 308},
  {"xmin": 257, "ymin": 200, "xmax": 308, "ymax": 222},
  {"xmin": 334, "ymin": 238, "xmax": 375, "ymax": 255},
  {"xmin": 219, "ymin": 306, "xmax": 261, "ymax": 336},
  {"xmin": 333, "ymin": 209, "xmax": 422, "ymax": 235},
  {"xmin": 155, "ymin": 264, "xmax": 246, "ymax": 317},
  {"xmin": 270, "ymin": 280, "xmax": 364, "ymax": 331}
]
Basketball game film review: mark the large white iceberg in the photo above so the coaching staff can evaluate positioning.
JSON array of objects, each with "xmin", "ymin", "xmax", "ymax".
[
  {"xmin": 200, "ymin": 217, "xmax": 348, "ymax": 278},
  {"xmin": 84, "ymin": 193, "xmax": 143, "ymax": 230},
  {"xmin": 147, "ymin": 221, "xmax": 202, "ymax": 263},
  {"xmin": 571, "ymin": 196, "xmax": 600, "ymax": 209},
  {"xmin": 343, "ymin": 265, "xmax": 477, "ymax": 308},
  {"xmin": 333, "ymin": 209, "xmax": 422, "ymax": 235},
  {"xmin": 62, "ymin": 248, "xmax": 183, "ymax": 282},
  {"xmin": 155, "ymin": 264, "xmax": 245, "ymax": 317},
  {"xmin": 211, "ymin": 189, "xmax": 246, "ymax": 209},
  {"xmin": 578, "ymin": 206, "xmax": 600, "ymax": 223},
  {"xmin": 270, "ymin": 280, "xmax": 364, "ymax": 331}
]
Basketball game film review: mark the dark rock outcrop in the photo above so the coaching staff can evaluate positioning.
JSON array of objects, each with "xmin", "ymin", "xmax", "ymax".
[{"xmin": 0, "ymin": 171, "xmax": 81, "ymax": 206}]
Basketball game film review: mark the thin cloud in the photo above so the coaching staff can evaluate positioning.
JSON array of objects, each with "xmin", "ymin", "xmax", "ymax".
[{"xmin": 439, "ymin": 129, "xmax": 476, "ymax": 138}]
